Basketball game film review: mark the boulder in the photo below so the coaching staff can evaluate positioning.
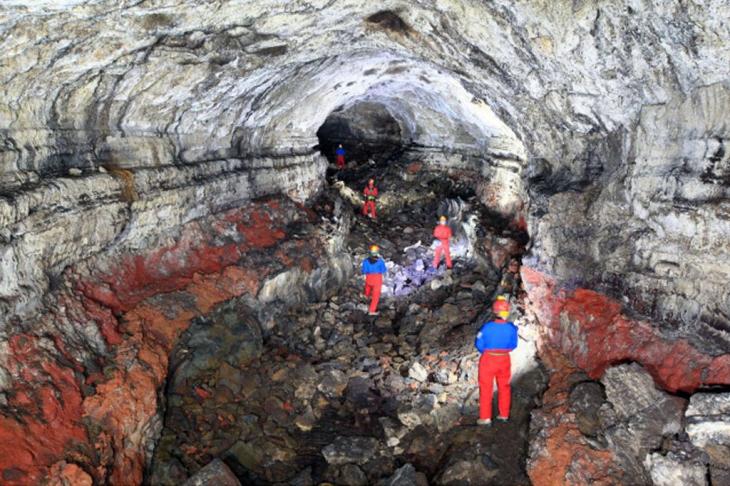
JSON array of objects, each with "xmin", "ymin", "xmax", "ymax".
[
  {"xmin": 382, "ymin": 463, "xmax": 428, "ymax": 486},
  {"xmin": 317, "ymin": 369, "xmax": 349, "ymax": 398},
  {"xmin": 322, "ymin": 437, "xmax": 381, "ymax": 466},
  {"xmin": 337, "ymin": 464, "xmax": 369, "ymax": 486},
  {"xmin": 433, "ymin": 368, "xmax": 457, "ymax": 385},
  {"xmin": 183, "ymin": 459, "xmax": 241, "ymax": 486},
  {"xmin": 598, "ymin": 364, "xmax": 687, "ymax": 482},
  {"xmin": 645, "ymin": 450, "xmax": 707, "ymax": 486},
  {"xmin": 408, "ymin": 361, "xmax": 429, "ymax": 382},
  {"xmin": 568, "ymin": 381, "xmax": 605, "ymax": 438},
  {"xmin": 686, "ymin": 393, "xmax": 730, "ymax": 470},
  {"xmin": 435, "ymin": 457, "xmax": 498, "ymax": 486}
]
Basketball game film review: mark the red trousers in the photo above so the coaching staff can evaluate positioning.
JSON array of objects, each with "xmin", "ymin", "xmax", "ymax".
[
  {"xmin": 364, "ymin": 273, "xmax": 383, "ymax": 313},
  {"xmin": 362, "ymin": 200, "xmax": 377, "ymax": 218},
  {"xmin": 336, "ymin": 155, "xmax": 345, "ymax": 168},
  {"xmin": 478, "ymin": 352, "xmax": 511, "ymax": 419},
  {"xmin": 433, "ymin": 240, "xmax": 452, "ymax": 268}
]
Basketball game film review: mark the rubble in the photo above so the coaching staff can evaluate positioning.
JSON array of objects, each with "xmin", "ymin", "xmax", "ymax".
[{"xmin": 145, "ymin": 174, "xmax": 540, "ymax": 485}]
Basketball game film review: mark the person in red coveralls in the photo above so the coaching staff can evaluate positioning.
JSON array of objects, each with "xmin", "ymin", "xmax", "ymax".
[
  {"xmin": 474, "ymin": 296, "xmax": 518, "ymax": 426},
  {"xmin": 432, "ymin": 215, "xmax": 453, "ymax": 269},
  {"xmin": 362, "ymin": 179, "xmax": 378, "ymax": 219},
  {"xmin": 361, "ymin": 245, "xmax": 386, "ymax": 315},
  {"xmin": 335, "ymin": 144, "xmax": 346, "ymax": 169}
]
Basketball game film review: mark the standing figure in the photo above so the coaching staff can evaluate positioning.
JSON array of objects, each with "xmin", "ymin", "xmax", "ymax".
[
  {"xmin": 433, "ymin": 215, "xmax": 453, "ymax": 269},
  {"xmin": 474, "ymin": 296, "xmax": 518, "ymax": 426},
  {"xmin": 336, "ymin": 144, "xmax": 346, "ymax": 169},
  {"xmin": 361, "ymin": 245, "xmax": 386, "ymax": 315},
  {"xmin": 497, "ymin": 257, "xmax": 521, "ymax": 300},
  {"xmin": 362, "ymin": 179, "xmax": 378, "ymax": 219}
]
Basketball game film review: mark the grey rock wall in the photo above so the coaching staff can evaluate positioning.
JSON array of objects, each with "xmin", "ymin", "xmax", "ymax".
[{"xmin": 0, "ymin": 0, "xmax": 728, "ymax": 403}]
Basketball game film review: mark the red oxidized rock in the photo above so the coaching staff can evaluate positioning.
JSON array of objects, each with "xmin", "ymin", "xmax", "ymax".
[
  {"xmin": 0, "ymin": 198, "xmax": 326, "ymax": 485},
  {"xmin": 0, "ymin": 335, "xmax": 88, "ymax": 486},
  {"xmin": 527, "ymin": 350, "xmax": 624, "ymax": 486},
  {"xmin": 77, "ymin": 202, "xmax": 288, "ymax": 313},
  {"xmin": 47, "ymin": 461, "xmax": 93, "ymax": 486},
  {"xmin": 522, "ymin": 266, "xmax": 730, "ymax": 393}
]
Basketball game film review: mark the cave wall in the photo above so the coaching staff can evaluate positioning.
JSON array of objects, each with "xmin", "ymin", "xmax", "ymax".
[
  {"xmin": 0, "ymin": 196, "xmax": 352, "ymax": 484},
  {"xmin": 0, "ymin": 0, "xmax": 729, "ymax": 484}
]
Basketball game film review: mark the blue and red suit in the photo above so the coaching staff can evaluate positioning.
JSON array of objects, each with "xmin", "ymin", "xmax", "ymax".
[
  {"xmin": 336, "ymin": 147, "xmax": 346, "ymax": 168},
  {"xmin": 475, "ymin": 319, "xmax": 518, "ymax": 419},
  {"xmin": 361, "ymin": 256, "xmax": 386, "ymax": 313}
]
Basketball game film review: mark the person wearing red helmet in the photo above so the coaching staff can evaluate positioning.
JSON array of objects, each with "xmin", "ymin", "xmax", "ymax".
[
  {"xmin": 474, "ymin": 295, "xmax": 518, "ymax": 425},
  {"xmin": 361, "ymin": 244, "xmax": 386, "ymax": 315},
  {"xmin": 362, "ymin": 179, "xmax": 378, "ymax": 219},
  {"xmin": 432, "ymin": 215, "xmax": 453, "ymax": 269}
]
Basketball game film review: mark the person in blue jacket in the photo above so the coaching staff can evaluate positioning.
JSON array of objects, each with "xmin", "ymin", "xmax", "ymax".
[
  {"xmin": 362, "ymin": 244, "xmax": 386, "ymax": 315},
  {"xmin": 335, "ymin": 144, "xmax": 346, "ymax": 168},
  {"xmin": 474, "ymin": 295, "xmax": 518, "ymax": 425}
]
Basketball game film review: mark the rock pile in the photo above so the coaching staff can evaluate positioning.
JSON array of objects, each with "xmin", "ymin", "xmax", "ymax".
[
  {"xmin": 528, "ymin": 354, "xmax": 730, "ymax": 485},
  {"xmin": 150, "ymin": 171, "xmax": 543, "ymax": 485}
]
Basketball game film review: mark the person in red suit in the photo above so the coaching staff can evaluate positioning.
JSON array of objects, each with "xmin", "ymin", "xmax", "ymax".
[
  {"xmin": 432, "ymin": 215, "xmax": 453, "ymax": 269},
  {"xmin": 335, "ymin": 144, "xmax": 346, "ymax": 169},
  {"xmin": 361, "ymin": 245, "xmax": 386, "ymax": 315},
  {"xmin": 362, "ymin": 179, "xmax": 378, "ymax": 219},
  {"xmin": 474, "ymin": 296, "xmax": 518, "ymax": 426}
]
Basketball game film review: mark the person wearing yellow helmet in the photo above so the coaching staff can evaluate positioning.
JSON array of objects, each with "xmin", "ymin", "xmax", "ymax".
[
  {"xmin": 361, "ymin": 244, "xmax": 386, "ymax": 315},
  {"xmin": 362, "ymin": 179, "xmax": 378, "ymax": 219},
  {"xmin": 433, "ymin": 215, "xmax": 453, "ymax": 269},
  {"xmin": 474, "ymin": 295, "xmax": 518, "ymax": 426}
]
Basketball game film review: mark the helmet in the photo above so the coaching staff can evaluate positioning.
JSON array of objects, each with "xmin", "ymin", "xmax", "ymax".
[
  {"xmin": 369, "ymin": 245, "xmax": 379, "ymax": 255},
  {"xmin": 439, "ymin": 215, "xmax": 447, "ymax": 223},
  {"xmin": 492, "ymin": 295, "xmax": 510, "ymax": 318}
]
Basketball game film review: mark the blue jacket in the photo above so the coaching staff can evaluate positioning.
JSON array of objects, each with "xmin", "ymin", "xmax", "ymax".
[
  {"xmin": 475, "ymin": 320, "xmax": 518, "ymax": 353},
  {"xmin": 361, "ymin": 257, "xmax": 386, "ymax": 275},
  {"xmin": 336, "ymin": 147, "xmax": 345, "ymax": 156}
]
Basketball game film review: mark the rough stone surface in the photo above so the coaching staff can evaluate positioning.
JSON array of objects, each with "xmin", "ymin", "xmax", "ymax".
[
  {"xmin": 182, "ymin": 459, "xmax": 240, "ymax": 486},
  {"xmin": 686, "ymin": 393, "xmax": 730, "ymax": 471},
  {"xmin": 322, "ymin": 437, "xmax": 381, "ymax": 466},
  {"xmin": 522, "ymin": 267, "xmax": 730, "ymax": 393},
  {"xmin": 408, "ymin": 361, "xmax": 429, "ymax": 382},
  {"xmin": 598, "ymin": 364, "xmax": 687, "ymax": 483},
  {"xmin": 645, "ymin": 450, "xmax": 708, "ymax": 486},
  {"xmin": 527, "ymin": 352, "xmax": 625, "ymax": 485},
  {"xmin": 1, "ymin": 1, "xmax": 729, "ymax": 485},
  {"xmin": 382, "ymin": 463, "xmax": 428, "ymax": 486},
  {"xmin": 0, "ymin": 196, "xmax": 350, "ymax": 485}
]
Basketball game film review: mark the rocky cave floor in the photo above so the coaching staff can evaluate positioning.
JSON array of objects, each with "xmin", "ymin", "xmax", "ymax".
[{"xmin": 148, "ymin": 159, "xmax": 547, "ymax": 485}]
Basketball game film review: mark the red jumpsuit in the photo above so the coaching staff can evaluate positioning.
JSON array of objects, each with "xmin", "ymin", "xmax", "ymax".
[
  {"xmin": 362, "ymin": 186, "xmax": 378, "ymax": 218},
  {"xmin": 364, "ymin": 273, "xmax": 383, "ymax": 313},
  {"xmin": 433, "ymin": 224, "xmax": 452, "ymax": 269},
  {"xmin": 479, "ymin": 351, "xmax": 511, "ymax": 419}
]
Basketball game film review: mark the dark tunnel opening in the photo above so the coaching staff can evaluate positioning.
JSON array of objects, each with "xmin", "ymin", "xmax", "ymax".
[{"xmin": 316, "ymin": 101, "xmax": 405, "ymax": 167}]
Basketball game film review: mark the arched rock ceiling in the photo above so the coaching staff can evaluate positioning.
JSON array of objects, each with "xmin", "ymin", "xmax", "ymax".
[
  {"xmin": 2, "ymin": 0, "xmax": 728, "ymax": 176},
  {"xmin": 241, "ymin": 51, "xmax": 526, "ymax": 160}
]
